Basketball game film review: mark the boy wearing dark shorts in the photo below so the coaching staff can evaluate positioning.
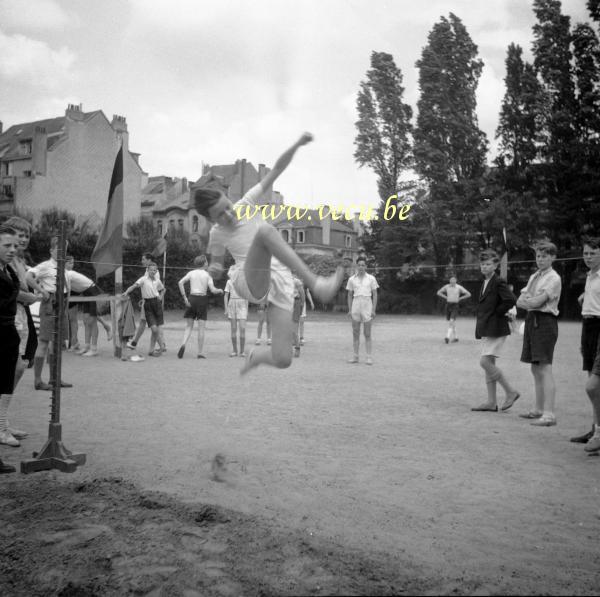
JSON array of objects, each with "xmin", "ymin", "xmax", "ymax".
[
  {"xmin": 177, "ymin": 255, "xmax": 223, "ymax": 359},
  {"xmin": 437, "ymin": 275, "xmax": 471, "ymax": 343},
  {"xmin": 122, "ymin": 262, "xmax": 166, "ymax": 356},
  {"xmin": 516, "ymin": 242, "xmax": 562, "ymax": 427},
  {"xmin": 573, "ymin": 237, "xmax": 600, "ymax": 452},
  {"xmin": 0, "ymin": 225, "xmax": 24, "ymax": 460}
]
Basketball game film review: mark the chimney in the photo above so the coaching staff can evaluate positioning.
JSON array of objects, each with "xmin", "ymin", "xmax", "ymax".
[
  {"xmin": 111, "ymin": 114, "xmax": 129, "ymax": 149},
  {"xmin": 111, "ymin": 114, "xmax": 128, "ymax": 133},
  {"xmin": 65, "ymin": 103, "xmax": 85, "ymax": 121},
  {"xmin": 32, "ymin": 126, "xmax": 48, "ymax": 175}
]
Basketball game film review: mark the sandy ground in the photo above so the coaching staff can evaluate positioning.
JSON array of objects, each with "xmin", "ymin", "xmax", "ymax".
[{"xmin": 1, "ymin": 311, "xmax": 600, "ymax": 596}]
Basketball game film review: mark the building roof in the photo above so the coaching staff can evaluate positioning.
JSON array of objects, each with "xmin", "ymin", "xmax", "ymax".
[
  {"xmin": 275, "ymin": 209, "xmax": 356, "ymax": 233},
  {"xmin": 0, "ymin": 109, "xmax": 139, "ymax": 164}
]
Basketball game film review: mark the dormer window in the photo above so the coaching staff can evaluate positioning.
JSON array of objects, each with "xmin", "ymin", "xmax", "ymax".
[{"xmin": 19, "ymin": 140, "xmax": 32, "ymax": 155}]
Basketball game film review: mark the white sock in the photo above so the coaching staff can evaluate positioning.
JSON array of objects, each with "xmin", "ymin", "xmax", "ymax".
[{"xmin": 0, "ymin": 395, "xmax": 11, "ymax": 431}]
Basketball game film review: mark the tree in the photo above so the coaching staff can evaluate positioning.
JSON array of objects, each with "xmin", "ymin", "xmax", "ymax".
[
  {"xmin": 413, "ymin": 13, "xmax": 488, "ymax": 271},
  {"xmin": 495, "ymin": 44, "xmax": 547, "ymax": 175},
  {"xmin": 353, "ymin": 51, "xmax": 413, "ymax": 287},
  {"xmin": 354, "ymin": 51, "xmax": 413, "ymax": 201}
]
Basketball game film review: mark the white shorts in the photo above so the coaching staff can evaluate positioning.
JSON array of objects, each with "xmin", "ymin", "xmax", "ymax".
[
  {"xmin": 351, "ymin": 296, "xmax": 373, "ymax": 323},
  {"xmin": 227, "ymin": 299, "xmax": 248, "ymax": 320},
  {"xmin": 232, "ymin": 267, "xmax": 294, "ymax": 312},
  {"xmin": 15, "ymin": 303, "xmax": 29, "ymax": 357},
  {"xmin": 481, "ymin": 336, "xmax": 507, "ymax": 357}
]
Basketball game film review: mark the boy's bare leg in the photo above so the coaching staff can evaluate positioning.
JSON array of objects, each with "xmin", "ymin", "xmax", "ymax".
[
  {"xmin": 241, "ymin": 305, "xmax": 294, "ymax": 374},
  {"xmin": 132, "ymin": 319, "xmax": 146, "ymax": 345},
  {"xmin": 246, "ymin": 223, "xmax": 344, "ymax": 303},
  {"xmin": 197, "ymin": 320, "xmax": 206, "ymax": 356},
  {"xmin": 364, "ymin": 321, "xmax": 373, "ymax": 357},
  {"xmin": 532, "ymin": 363, "xmax": 555, "ymax": 415},
  {"xmin": 181, "ymin": 320, "xmax": 193, "ymax": 347},
  {"xmin": 238, "ymin": 319, "xmax": 246, "ymax": 355},
  {"xmin": 229, "ymin": 318, "xmax": 238, "ymax": 354}
]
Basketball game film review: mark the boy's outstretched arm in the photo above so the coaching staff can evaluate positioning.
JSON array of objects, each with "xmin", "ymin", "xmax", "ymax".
[{"xmin": 258, "ymin": 132, "xmax": 313, "ymax": 193}]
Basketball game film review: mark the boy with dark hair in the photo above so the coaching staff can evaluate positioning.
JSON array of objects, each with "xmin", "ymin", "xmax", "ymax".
[
  {"xmin": 177, "ymin": 254, "xmax": 223, "ymax": 359},
  {"xmin": 572, "ymin": 237, "xmax": 600, "ymax": 451},
  {"xmin": 127, "ymin": 252, "xmax": 160, "ymax": 350},
  {"xmin": 195, "ymin": 133, "xmax": 345, "ymax": 374},
  {"xmin": 437, "ymin": 275, "xmax": 471, "ymax": 343},
  {"xmin": 346, "ymin": 257, "xmax": 378, "ymax": 365},
  {"xmin": 25, "ymin": 236, "xmax": 73, "ymax": 391},
  {"xmin": 0, "ymin": 225, "xmax": 26, "ymax": 457},
  {"xmin": 122, "ymin": 262, "xmax": 166, "ymax": 356},
  {"xmin": 471, "ymin": 249, "xmax": 520, "ymax": 412},
  {"xmin": 516, "ymin": 241, "xmax": 562, "ymax": 427}
]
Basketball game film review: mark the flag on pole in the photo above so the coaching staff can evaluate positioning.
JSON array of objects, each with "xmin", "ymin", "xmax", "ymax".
[
  {"xmin": 91, "ymin": 144, "xmax": 124, "ymax": 278},
  {"xmin": 500, "ymin": 227, "xmax": 508, "ymax": 279}
]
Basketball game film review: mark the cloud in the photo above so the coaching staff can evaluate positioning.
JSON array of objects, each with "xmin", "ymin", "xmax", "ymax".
[
  {"xmin": 0, "ymin": 31, "xmax": 75, "ymax": 89},
  {"xmin": 0, "ymin": 0, "xmax": 74, "ymax": 31}
]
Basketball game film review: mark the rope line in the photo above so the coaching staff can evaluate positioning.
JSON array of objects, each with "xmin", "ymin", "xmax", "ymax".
[{"xmin": 69, "ymin": 255, "xmax": 586, "ymax": 273}]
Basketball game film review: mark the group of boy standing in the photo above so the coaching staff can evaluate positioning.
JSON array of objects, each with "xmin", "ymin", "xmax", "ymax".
[{"xmin": 438, "ymin": 238, "xmax": 600, "ymax": 455}]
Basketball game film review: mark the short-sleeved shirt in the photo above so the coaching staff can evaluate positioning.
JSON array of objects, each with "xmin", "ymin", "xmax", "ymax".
[
  {"xmin": 67, "ymin": 270, "xmax": 94, "ymax": 294},
  {"xmin": 521, "ymin": 268, "xmax": 561, "ymax": 316},
  {"xmin": 582, "ymin": 269, "xmax": 600, "ymax": 316},
  {"xmin": 135, "ymin": 275, "xmax": 164, "ymax": 299},
  {"xmin": 28, "ymin": 258, "xmax": 70, "ymax": 293},
  {"xmin": 439, "ymin": 284, "xmax": 468, "ymax": 303},
  {"xmin": 346, "ymin": 273, "xmax": 378, "ymax": 298},
  {"xmin": 208, "ymin": 183, "xmax": 288, "ymax": 275},
  {"xmin": 225, "ymin": 279, "xmax": 244, "ymax": 300},
  {"xmin": 180, "ymin": 269, "xmax": 218, "ymax": 295}
]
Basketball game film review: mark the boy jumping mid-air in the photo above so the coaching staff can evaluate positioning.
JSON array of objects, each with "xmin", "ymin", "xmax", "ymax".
[{"xmin": 193, "ymin": 133, "xmax": 345, "ymax": 374}]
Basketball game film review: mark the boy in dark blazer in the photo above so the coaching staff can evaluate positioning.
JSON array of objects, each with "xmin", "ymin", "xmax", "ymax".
[{"xmin": 471, "ymin": 250, "xmax": 520, "ymax": 412}]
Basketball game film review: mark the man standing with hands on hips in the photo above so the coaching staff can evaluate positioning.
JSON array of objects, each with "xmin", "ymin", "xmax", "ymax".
[{"xmin": 346, "ymin": 257, "xmax": 378, "ymax": 365}]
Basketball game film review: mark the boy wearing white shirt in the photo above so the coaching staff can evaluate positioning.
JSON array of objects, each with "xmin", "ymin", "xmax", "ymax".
[
  {"xmin": 25, "ymin": 237, "xmax": 72, "ymax": 391},
  {"xmin": 195, "ymin": 132, "xmax": 345, "ymax": 375},
  {"xmin": 346, "ymin": 257, "xmax": 378, "ymax": 365},
  {"xmin": 122, "ymin": 263, "xmax": 166, "ymax": 356},
  {"xmin": 437, "ymin": 275, "xmax": 471, "ymax": 343},
  {"xmin": 177, "ymin": 255, "xmax": 223, "ymax": 359},
  {"xmin": 517, "ymin": 241, "xmax": 562, "ymax": 427}
]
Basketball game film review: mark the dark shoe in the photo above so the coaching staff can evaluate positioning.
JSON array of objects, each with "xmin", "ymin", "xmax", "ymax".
[
  {"xmin": 444, "ymin": 338, "xmax": 449, "ymax": 344},
  {"xmin": 451, "ymin": 338, "xmax": 459, "ymax": 343},
  {"xmin": 570, "ymin": 429, "xmax": 594, "ymax": 443},
  {"xmin": 0, "ymin": 459, "xmax": 16, "ymax": 474},
  {"xmin": 35, "ymin": 381, "xmax": 52, "ymax": 391},
  {"xmin": 500, "ymin": 392, "xmax": 520, "ymax": 412},
  {"xmin": 471, "ymin": 404, "xmax": 498, "ymax": 412},
  {"xmin": 177, "ymin": 346, "xmax": 185, "ymax": 359},
  {"xmin": 197, "ymin": 354, "xmax": 207, "ymax": 359}
]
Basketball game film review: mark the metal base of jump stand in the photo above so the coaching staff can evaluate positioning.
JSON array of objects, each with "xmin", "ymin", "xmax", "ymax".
[
  {"xmin": 21, "ymin": 423, "xmax": 86, "ymax": 474},
  {"xmin": 20, "ymin": 220, "xmax": 86, "ymax": 474}
]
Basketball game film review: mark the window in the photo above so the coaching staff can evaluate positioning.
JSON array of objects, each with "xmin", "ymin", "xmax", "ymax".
[
  {"xmin": 23, "ymin": 170, "xmax": 32, "ymax": 177},
  {"xmin": 192, "ymin": 215, "xmax": 199, "ymax": 232},
  {"xmin": 2, "ymin": 185, "xmax": 13, "ymax": 198},
  {"xmin": 345, "ymin": 234, "xmax": 352, "ymax": 248},
  {"xmin": 178, "ymin": 219, "xmax": 184, "ymax": 230},
  {"xmin": 19, "ymin": 140, "xmax": 32, "ymax": 155},
  {"xmin": 0, "ymin": 162, "xmax": 7, "ymax": 176},
  {"xmin": 157, "ymin": 220, "xmax": 163, "ymax": 236},
  {"xmin": 297, "ymin": 230, "xmax": 305, "ymax": 243},
  {"xmin": 281, "ymin": 229, "xmax": 289, "ymax": 242},
  {"xmin": 169, "ymin": 219, "xmax": 175, "ymax": 229}
]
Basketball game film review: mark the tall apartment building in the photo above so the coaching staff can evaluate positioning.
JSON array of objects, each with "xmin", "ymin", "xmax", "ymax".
[{"xmin": 0, "ymin": 104, "xmax": 145, "ymax": 225}]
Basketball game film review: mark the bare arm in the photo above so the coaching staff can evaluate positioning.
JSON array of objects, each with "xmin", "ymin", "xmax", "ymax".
[
  {"xmin": 257, "ymin": 133, "xmax": 313, "ymax": 193},
  {"xmin": 372, "ymin": 289, "xmax": 378, "ymax": 316},
  {"xmin": 347, "ymin": 289, "xmax": 353, "ymax": 314},
  {"xmin": 25, "ymin": 270, "xmax": 49, "ymax": 300}
]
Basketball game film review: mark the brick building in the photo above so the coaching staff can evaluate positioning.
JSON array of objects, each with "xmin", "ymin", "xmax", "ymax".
[{"xmin": 0, "ymin": 104, "xmax": 145, "ymax": 226}]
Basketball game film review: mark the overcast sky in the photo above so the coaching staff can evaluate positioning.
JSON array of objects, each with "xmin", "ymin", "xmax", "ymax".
[{"xmin": 0, "ymin": 0, "xmax": 591, "ymax": 210}]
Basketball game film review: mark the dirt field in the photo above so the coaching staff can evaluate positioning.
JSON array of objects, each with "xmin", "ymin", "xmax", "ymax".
[{"xmin": 1, "ymin": 311, "xmax": 600, "ymax": 596}]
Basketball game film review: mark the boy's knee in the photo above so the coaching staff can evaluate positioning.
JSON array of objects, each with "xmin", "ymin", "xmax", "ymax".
[
  {"xmin": 586, "ymin": 375, "xmax": 600, "ymax": 398},
  {"xmin": 273, "ymin": 353, "xmax": 293, "ymax": 369}
]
